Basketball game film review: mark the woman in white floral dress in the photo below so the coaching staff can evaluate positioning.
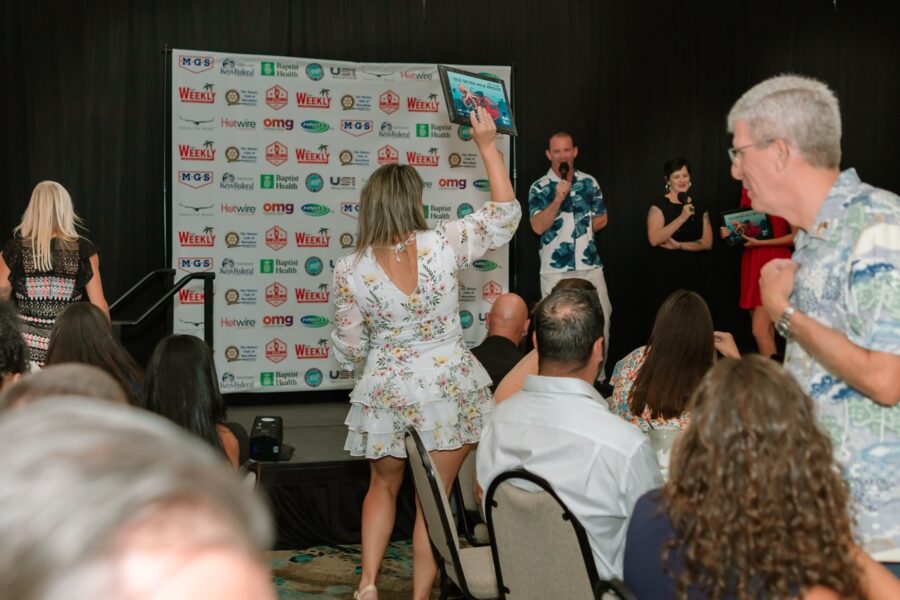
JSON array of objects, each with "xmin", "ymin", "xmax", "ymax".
[{"xmin": 332, "ymin": 107, "xmax": 520, "ymax": 600}]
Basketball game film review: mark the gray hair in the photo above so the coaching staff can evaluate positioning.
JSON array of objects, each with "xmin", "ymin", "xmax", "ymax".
[
  {"xmin": 0, "ymin": 363, "xmax": 129, "ymax": 410},
  {"xmin": 727, "ymin": 74, "xmax": 841, "ymax": 169},
  {"xmin": 0, "ymin": 397, "xmax": 272, "ymax": 600}
]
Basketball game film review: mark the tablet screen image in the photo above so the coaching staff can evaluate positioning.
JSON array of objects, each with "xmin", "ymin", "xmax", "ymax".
[
  {"xmin": 438, "ymin": 65, "xmax": 516, "ymax": 135},
  {"xmin": 721, "ymin": 208, "xmax": 774, "ymax": 246}
]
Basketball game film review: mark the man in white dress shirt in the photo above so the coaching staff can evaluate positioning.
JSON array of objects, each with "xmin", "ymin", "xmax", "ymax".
[{"xmin": 477, "ymin": 288, "xmax": 661, "ymax": 579}]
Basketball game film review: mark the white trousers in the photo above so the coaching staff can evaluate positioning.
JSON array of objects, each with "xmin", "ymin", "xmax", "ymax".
[{"xmin": 539, "ymin": 267, "xmax": 612, "ymax": 380}]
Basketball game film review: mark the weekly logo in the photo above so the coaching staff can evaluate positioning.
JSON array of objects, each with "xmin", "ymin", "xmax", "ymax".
[
  {"xmin": 178, "ymin": 84, "xmax": 216, "ymax": 103},
  {"xmin": 296, "ymin": 90, "xmax": 332, "ymax": 108},
  {"xmin": 295, "ymin": 146, "xmax": 330, "ymax": 164},
  {"xmin": 407, "ymin": 95, "xmax": 440, "ymax": 112},
  {"xmin": 178, "ymin": 142, "xmax": 216, "ymax": 161},
  {"xmin": 406, "ymin": 150, "xmax": 440, "ymax": 167},
  {"xmin": 178, "ymin": 227, "xmax": 216, "ymax": 247}
]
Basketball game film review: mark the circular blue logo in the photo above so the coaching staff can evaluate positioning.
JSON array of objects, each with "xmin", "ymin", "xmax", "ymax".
[
  {"xmin": 305, "ymin": 173, "xmax": 323, "ymax": 192},
  {"xmin": 305, "ymin": 368, "xmax": 323, "ymax": 387},
  {"xmin": 457, "ymin": 203, "xmax": 474, "ymax": 218},
  {"xmin": 459, "ymin": 310, "xmax": 473, "ymax": 329},
  {"xmin": 305, "ymin": 256, "xmax": 323, "ymax": 276},
  {"xmin": 306, "ymin": 63, "xmax": 324, "ymax": 81}
]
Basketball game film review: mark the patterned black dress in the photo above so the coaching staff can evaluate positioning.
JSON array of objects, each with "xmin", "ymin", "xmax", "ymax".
[{"xmin": 1, "ymin": 237, "xmax": 98, "ymax": 365}]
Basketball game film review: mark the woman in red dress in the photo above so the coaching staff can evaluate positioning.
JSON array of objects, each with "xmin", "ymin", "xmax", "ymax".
[{"xmin": 720, "ymin": 188, "xmax": 796, "ymax": 357}]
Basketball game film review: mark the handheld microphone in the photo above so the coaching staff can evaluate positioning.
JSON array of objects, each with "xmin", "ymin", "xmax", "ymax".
[
  {"xmin": 559, "ymin": 163, "xmax": 569, "ymax": 180},
  {"xmin": 678, "ymin": 191, "xmax": 694, "ymax": 220}
]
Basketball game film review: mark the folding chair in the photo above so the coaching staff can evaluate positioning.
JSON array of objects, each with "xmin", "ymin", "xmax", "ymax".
[
  {"xmin": 405, "ymin": 428, "xmax": 498, "ymax": 599},
  {"xmin": 485, "ymin": 469, "xmax": 635, "ymax": 600}
]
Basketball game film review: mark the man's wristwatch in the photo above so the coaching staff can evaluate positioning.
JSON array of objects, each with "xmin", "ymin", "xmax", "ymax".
[{"xmin": 775, "ymin": 306, "xmax": 796, "ymax": 340}]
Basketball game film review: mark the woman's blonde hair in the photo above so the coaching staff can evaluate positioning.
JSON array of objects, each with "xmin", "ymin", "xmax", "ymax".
[
  {"xmin": 355, "ymin": 164, "xmax": 427, "ymax": 256},
  {"xmin": 14, "ymin": 181, "xmax": 82, "ymax": 272}
]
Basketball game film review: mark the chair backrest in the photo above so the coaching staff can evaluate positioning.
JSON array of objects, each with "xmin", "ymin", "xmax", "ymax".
[
  {"xmin": 404, "ymin": 429, "xmax": 466, "ymax": 584},
  {"xmin": 486, "ymin": 470, "xmax": 635, "ymax": 600},
  {"xmin": 646, "ymin": 427, "xmax": 681, "ymax": 480}
]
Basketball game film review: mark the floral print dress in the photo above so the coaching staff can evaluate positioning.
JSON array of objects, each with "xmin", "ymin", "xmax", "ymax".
[
  {"xmin": 609, "ymin": 346, "xmax": 689, "ymax": 433},
  {"xmin": 332, "ymin": 201, "xmax": 521, "ymax": 459}
]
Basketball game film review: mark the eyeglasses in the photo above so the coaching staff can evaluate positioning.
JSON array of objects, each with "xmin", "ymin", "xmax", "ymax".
[{"xmin": 727, "ymin": 139, "xmax": 774, "ymax": 162}]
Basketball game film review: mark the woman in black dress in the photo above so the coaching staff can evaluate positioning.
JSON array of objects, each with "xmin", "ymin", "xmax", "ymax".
[
  {"xmin": 0, "ymin": 181, "xmax": 109, "ymax": 365},
  {"xmin": 646, "ymin": 158, "xmax": 712, "ymax": 319}
]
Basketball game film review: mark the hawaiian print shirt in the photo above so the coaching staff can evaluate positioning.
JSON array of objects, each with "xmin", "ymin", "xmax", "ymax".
[
  {"xmin": 528, "ymin": 169, "xmax": 606, "ymax": 273},
  {"xmin": 609, "ymin": 346, "xmax": 690, "ymax": 434},
  {"xmin": 786, "ymin": 168, "xmax": 900, "ymax": 554}
]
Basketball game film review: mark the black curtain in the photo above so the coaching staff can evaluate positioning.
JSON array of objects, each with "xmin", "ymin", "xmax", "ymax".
[{"xmin": 3, "ymin": 0, "xmax": 898, "ymax": 374}]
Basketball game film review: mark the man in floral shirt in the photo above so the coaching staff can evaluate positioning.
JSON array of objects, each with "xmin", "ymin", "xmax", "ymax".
[
  {"xmin": 529, "ymin": 132, "xmax": 611, "ymax": 373},
  {"xmin": 728, "ymin": 74, "xmax": 900, "ymax": 560}
]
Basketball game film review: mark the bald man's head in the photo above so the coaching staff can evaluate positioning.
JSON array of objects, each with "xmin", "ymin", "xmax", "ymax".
[{"xmin": 486, "ymin": 293, "xmax": 529, "ymax": 345}]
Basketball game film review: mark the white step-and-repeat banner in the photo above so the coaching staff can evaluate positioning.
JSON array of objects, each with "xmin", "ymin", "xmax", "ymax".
[{"xmin": 171, "ymin": 50, "xmax": 513, "ymax": 393}]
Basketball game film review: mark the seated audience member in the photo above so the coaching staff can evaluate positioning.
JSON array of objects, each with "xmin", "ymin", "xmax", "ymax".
[
  {"xmin": 478, "ymin": 288, "xmax": 661, "ymax": 579},
  {"xmin": 45, "ymin": 302, "xmax": 143, "ymax": 405},
  {"xmin": 624, "ymin": 356, "xmax": 900, "ymax": 599},
  {"xmin": 470, "ymin": 292, "xmax": 529, "ymax": 393},
  {"xmin": 0, "ymin": 300, "xmax": 29, "ymax": 391},
  {"xmin": 142, "ymin": 334, "xmax": 244, "ymax": 468},
  {"xmin": 609, "ymin": 289, "xmax": 739, "ymax": 434},
  {"xmin": 0, "ymin": 363, "xmax": 128, "ymax": 410},
  {"xmin": 492, "ymin": 277, "xmax": 598, "ymax": 403},
  {"xmin": 0, "ymin": 397, "xmax": 274, "ymax": 600}
]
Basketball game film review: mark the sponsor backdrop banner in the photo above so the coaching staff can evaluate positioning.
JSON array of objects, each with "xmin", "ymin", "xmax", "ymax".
[{"xmin": 172, "ymin": 50, "xmax": 512, "ymax": 393}]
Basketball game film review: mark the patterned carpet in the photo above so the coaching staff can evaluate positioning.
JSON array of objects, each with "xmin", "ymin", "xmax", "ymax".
[{"xmin": 271, "ymin": 541, "xmax": 440, "ymax": 599}]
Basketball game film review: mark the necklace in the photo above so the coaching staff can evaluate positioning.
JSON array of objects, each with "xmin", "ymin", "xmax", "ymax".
[{"xmin": 375, "ymin": 232, "xmax": 416, "ymax": 262}]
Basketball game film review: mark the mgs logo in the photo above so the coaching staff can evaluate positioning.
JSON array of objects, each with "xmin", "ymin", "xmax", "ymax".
[
  {"xmin": 377, "ymin": 145, "xmax": 399, "ymax": 165},
  {"xmin": 379, "ymin": 90, "xmax": 400, "ymax": 114},
  {"xmin": 296, "ymin": 90, "xmax": 331, "ymax": 108},
  {"xmin": 177, "ymin": 170, "xmax": 213, "ymax": 188},
  {"xmin": 266, "ymin": 226, "xmax": 288, "ymax": 251},
  {"xmin": 178, "ymin": 85, "xmax": 216, "ymax": 104},
  {"xmin": 265, "ymin": 282, "xmax": 288, "ymax": 307},
  {"xmin": 340, "ymin": 202, "xmax": 360, "ymax": 218},
  {"xmin": 265, "ymin": 141, "xmax": 288, "ymax": 166},
  {"xmin": 178, "ymin": 257, "xmax": 214, "ymax": 272},
  {"xmin": 340, "ymin": 119, "xmax": 373, "ymax": 137},
  {"xmin": 265, "ymin": 338, "xmax": 288, "ymax": 364},
  {"xmin": 265, "ymin": 85, "xmax": 288, "ymax": 110},
  {"xmin": 178, "ymin": 55, "xmax": 214, "ymax": 73}
]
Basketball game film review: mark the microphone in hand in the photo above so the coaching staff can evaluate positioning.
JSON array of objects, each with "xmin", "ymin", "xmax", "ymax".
[
  {"xmin": 678, "ymin": 191, "xmax": 695, "ymax": 219},
  {"xmin": 559, "ymin": 163, "xmax": 570, "ymax": 180}
]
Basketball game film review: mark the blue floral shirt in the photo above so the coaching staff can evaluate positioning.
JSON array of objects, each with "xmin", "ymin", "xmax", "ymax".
[
  {"xmin": 786, "ymin": 168, "xmax": 900, "ymax": 555},
  {"xmin": 528, "ymin": 169, "xmax": 606, "ymax": 273}
]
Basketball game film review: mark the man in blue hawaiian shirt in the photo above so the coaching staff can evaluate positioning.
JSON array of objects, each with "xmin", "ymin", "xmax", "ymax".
[
  {"xmin": 529, "ymin": 132, "xmax": 611, "ymax": 374},
  {"xmin": 728, "ymin": 75, "xmax": 900, "ymax": 560}
]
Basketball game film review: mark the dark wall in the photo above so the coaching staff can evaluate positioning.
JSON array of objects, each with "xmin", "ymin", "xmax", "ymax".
[{"xmin": 3, "ymin": 0, "xmax": 898, "ymax": 375}]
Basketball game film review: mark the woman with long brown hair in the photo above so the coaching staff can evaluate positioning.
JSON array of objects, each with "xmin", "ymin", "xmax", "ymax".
[
  {"xmin": 623, "ymin": 356, "xmax": 900, "ymax": 599},
  {"xmin": 610, "ymin": 289, "xmax": 738, "ymax": 433}
]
